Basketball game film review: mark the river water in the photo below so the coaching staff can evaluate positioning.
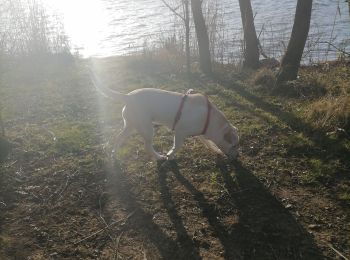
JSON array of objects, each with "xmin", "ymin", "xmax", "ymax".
[{"xmin": 45, "ymin": 0, "xmax": 350, "ymax": 62}]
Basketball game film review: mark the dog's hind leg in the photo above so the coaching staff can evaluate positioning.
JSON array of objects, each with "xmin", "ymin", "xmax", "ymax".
[{"xmin": 111, "ymin": 107, "xmax": 133, "ymax": 157}]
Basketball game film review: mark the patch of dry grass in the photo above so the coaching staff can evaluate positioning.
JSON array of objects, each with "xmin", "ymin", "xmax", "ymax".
[
  {"xmin": 301, "ymin": 62, "xmax": 350, "ymax": 131},
  {"xmin": 250, "ymin": 68, "xmax": 276, "ymax": 88},
  {"xmin": 307, "ymin": 95, "xmax": 350, "ymax": 130}
]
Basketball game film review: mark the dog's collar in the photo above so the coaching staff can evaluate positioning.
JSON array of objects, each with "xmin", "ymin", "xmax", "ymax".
[
  {"xmin": 172, "ymin": 90, "xmax": 192, "ymax": 131},
  {"xmin": 200, "ymin": 95, "xmax": 211, "ymax": 135}
]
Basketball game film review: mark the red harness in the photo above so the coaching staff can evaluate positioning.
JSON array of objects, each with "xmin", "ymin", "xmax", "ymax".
[
  {"xmin": 201, "ymin": 95, "xmax": 211, "ymax": 135},
  {"xmin": 172, "ymin": 91, "xmax": 211, "ymax": 135}
]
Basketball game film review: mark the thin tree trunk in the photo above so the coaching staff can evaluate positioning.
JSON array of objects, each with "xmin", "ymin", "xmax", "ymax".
[
  {"xmin": 0, "ymin": 110, "xmax": 11, "ymax": 162},
  {"xmin": 161, "ymin": 0, "xmax": 191, "ymax": 79},
  {"xmin": 184, "ymin": 0, "xmax": 191, "ymax": 79},
  {"xmin": 277, "ymin": 0, "xmax": 313, "ymax": 84},
  {"xmin": 191, "ymin": 0, "xmax": 212, "ymax": 75},
  {"xmin": 0, "ymin": 108, "xmax": 4, "ymax": 137},
  {"xmin": 238, "ymin": 0, "xmax": 259, "ymax": 69}
]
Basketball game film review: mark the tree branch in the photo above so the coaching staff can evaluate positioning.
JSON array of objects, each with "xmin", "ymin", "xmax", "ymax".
[
  {"xmin": 318, "ymin": 41, "xmax": 350, "ymax": 57},
  {"xmin": 161, "ymin": 0, "xmax": 185, "ymax": 21}
]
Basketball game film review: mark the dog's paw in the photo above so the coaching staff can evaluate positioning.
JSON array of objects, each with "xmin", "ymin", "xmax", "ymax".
[
  {"xmin": 155, "ymin": 154, "xmax": 167, "ymax": 161},
  {"xmin": 166, "ymin": 154, "xmax": 174, "ymax": 161}
]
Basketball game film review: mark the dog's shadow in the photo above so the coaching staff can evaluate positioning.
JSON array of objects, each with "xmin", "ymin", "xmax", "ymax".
[
  {"xmin": 157, "ymin": 159, "xmax": 324, "ymax": 259},
  {"xmin": 107, "ymin": 160, "xmax": 202, "ymax": 259}
]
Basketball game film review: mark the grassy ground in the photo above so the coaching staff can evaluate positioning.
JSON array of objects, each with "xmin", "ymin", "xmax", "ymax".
[{"xmin": 0, "ymin": 55, "xmax": 349, "ymax": 259}]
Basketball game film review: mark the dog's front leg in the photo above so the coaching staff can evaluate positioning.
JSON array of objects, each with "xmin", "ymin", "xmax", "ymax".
[
  {"xmin": 166, "ymin": 132, "xmax": 185, "ymax": 159},
  {"xmin": 138, "ymin": 123, "xmax": 167, "ymax": 161},
  {"xmin": 144, "ymin": 141, "xmax": 166, "ymax": 160}
]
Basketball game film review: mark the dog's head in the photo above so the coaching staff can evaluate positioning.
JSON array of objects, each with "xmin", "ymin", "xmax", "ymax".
[{"xmin": 218, "ymin": 124, "xmax": 239, "ymax": 160}]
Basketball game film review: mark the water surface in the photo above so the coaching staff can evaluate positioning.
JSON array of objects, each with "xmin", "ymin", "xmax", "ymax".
[{"xmin": 45, "ymin": 0, "xmax": 350, "ymax": 62}]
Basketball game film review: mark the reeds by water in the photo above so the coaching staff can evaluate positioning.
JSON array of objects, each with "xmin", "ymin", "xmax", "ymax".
[
  {"xmin": 138, "ymin": 0, "xmax": 349, "ymax": 65},
  {"xmin": 0, "ymin": 0, "xmax": 70, "ymax": 59}
]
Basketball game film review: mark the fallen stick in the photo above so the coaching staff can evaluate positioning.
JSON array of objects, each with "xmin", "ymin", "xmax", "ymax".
[
  {"xmin": 328, "ymin": 244, "xmax": 349, "ymax": 260},
  {"xmin": 73, "ymin": 225, "xmax": 109, "ymax": 245},
  {"xmin": 113, "ymin": 231, "xmax": 124, "ymax": 260},
  {"xmin": 74, "ymin": 210, "xmax": 136, "ymax": 245}
]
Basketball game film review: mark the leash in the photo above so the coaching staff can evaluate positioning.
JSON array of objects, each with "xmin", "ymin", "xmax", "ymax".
[{"xmin": 172, "ymin": 89, "xmax": 211, "ymax": 135}]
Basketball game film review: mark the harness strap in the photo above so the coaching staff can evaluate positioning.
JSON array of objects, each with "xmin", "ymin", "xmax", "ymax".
[
  {"xmin": 201, "ymin": 96, "xmax": 211, "ymax": 135},
  {"xmin": 172, "ymin": 90, "xmax": 192, "ymax": 130},
  {"xmin": 172, "ymin": 90, "xmax": 211, "ymax": 135}
]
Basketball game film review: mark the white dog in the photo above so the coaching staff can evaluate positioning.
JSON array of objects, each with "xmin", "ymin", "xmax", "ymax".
[{"xmin": 91, "ymin": 70, "xmax": 239, "ymax": 161}]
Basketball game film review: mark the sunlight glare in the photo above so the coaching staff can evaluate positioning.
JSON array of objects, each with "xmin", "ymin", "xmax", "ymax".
[{"xmin": 44, "ymin": 0, "xmax": 109, "ymax": 56}]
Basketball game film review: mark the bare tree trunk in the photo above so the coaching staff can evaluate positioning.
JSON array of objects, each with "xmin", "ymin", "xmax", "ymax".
[
  {"xmin": 191, "ymin": 0, "xmax": 212, "ymax": 75},
  {"xmin": 238, "ymin": 0, "xmax": 259, "ymax": 69},
  {"xmin": 277, "ymin": 0, "xmax": 313, "ymax": 84},
  {"xmin": 184, "ymin": 0, "xmax": 191, "ymax": 79},
  {"xmin": 0, "ymin": 109, "xmax": 11, "ymax": 162},
  {"xmin": 0, "ymin": 110, "xmax": 4, "ymax": 137}
]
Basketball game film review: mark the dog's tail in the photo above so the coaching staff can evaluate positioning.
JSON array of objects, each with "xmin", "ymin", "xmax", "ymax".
[{"xmin": 88, "ymin": 67, "xmax": 128, "ymax": 102}]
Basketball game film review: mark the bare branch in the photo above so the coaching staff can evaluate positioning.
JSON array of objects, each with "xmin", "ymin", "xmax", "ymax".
[
  {"xmin": 318, "ymin": 41, "xmax": 350, "ymax": 57},
  {"xmin": 74, "ymin": 209, "xmax": 137, "ymax": 245},
  {"xmin": 161, "ymin": 0, "xmax": 185, "ymax": 21}
]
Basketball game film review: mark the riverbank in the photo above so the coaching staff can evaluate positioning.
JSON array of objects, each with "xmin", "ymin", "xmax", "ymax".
[{"xmin": 0, "ymin": 54, "xmax": 349, "ymax": 259}]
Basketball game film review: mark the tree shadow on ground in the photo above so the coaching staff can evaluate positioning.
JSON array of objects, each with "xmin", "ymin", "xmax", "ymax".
[
  {"xmin": 214, "ymin": 77, "xmax": 350, "ymax": 169},
  {"xmin": 219, "ymin": 161, "xmax": 324, "ymax": 259},
  {"xmin": 158, "ymin": 160, "xmax": 324, "ymax": 259}
]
